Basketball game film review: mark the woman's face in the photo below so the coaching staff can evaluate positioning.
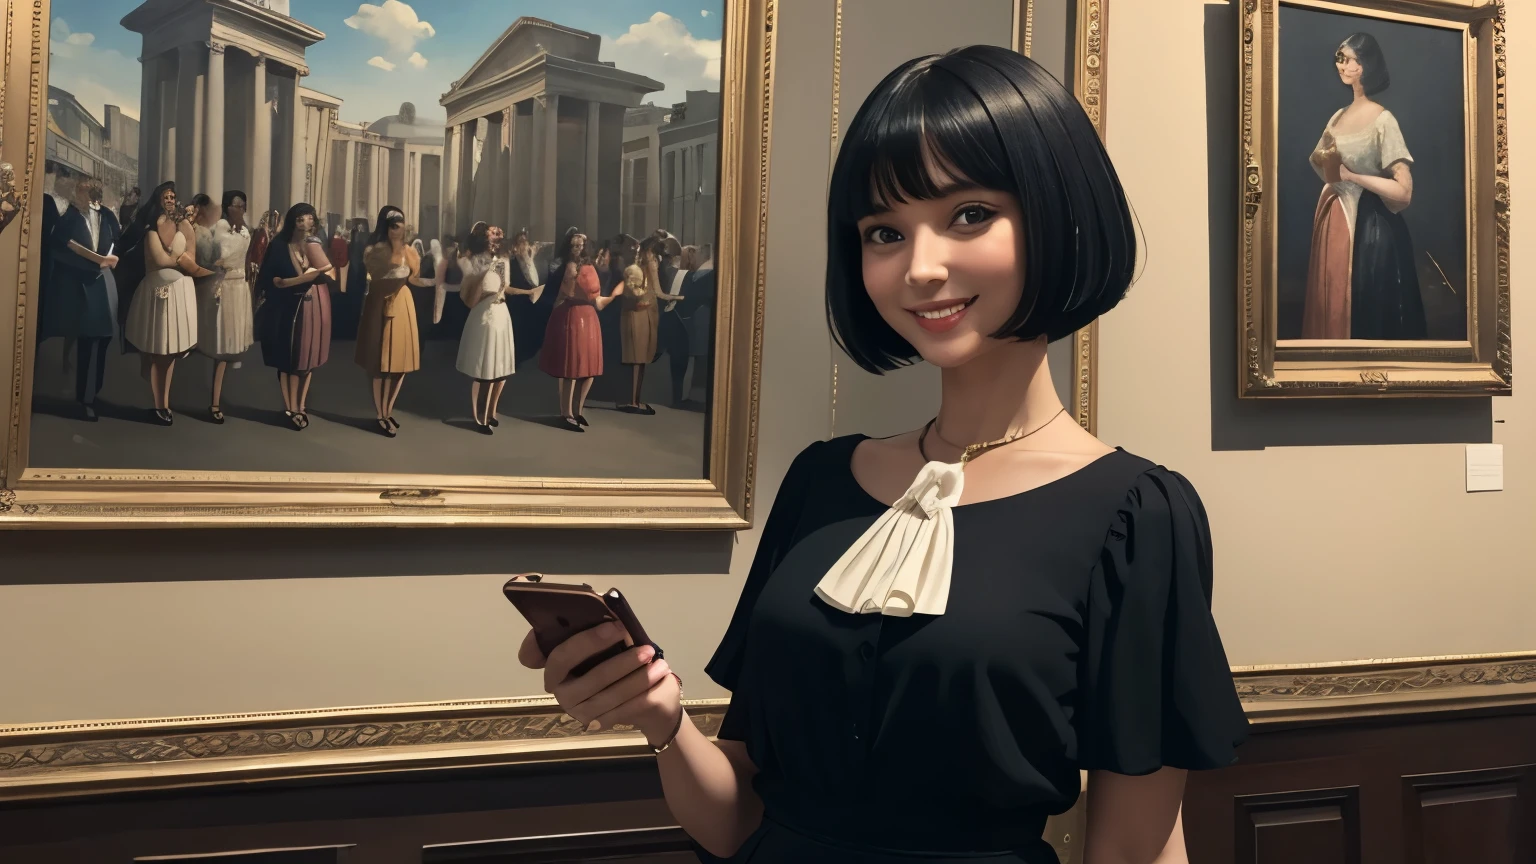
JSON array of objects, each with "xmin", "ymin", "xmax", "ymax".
[
  {"xmin": 159, "ymin": 188, "xmax": 177, "ymax": 214},
  {"xmin": 296, "ymin": 213, "xmax": 314, "ymax": 234},
  {"xmin": 854, "ymin": 160, "xmax": 1027, "ymax": 370},
  {"xmin": 570, "ymin": 235, "xmax": 586, "ymax": 258},
  {"xmin": 488, "ymin": 226, "xmax": 505, "ymax": 252},
  {"xmin": 388, "ymin": 221, "xmax": 404, "ymax": 242},
  {"xmin": 1335, "ymin": 45, "xmax": 1362, "ymax": 87},
  {"xmin": 228, "ymin": 197, "xmax": 246, "ymax": 222},
  {"xmin": 511, "ymin": 235, "xmax": 529, "ymax": 256}
]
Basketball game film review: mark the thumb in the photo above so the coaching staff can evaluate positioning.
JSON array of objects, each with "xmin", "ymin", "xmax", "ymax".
[{"xmin": 517, "ymin": 628, "xmax": 547, "ymax": 670}]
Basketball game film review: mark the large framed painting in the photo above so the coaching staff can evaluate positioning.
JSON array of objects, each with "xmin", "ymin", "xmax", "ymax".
[
  {"xmin": 1238, "ymin": 0, "xmax": 1510, "ymax": 397},
  {"xmin": 0, "ymin": 0, "xmax": 773, "ymax": 527}
]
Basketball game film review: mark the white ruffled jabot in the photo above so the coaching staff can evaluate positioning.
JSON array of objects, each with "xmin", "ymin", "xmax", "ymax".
[{"xmin": 813, "ymin": 461, "xmax": 965, "ymax": 617}]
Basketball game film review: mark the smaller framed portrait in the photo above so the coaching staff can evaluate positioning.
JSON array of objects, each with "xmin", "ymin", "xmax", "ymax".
[{"xmin": 1238, "ymin": 0, "xmax": 1510, "ymax": 397}]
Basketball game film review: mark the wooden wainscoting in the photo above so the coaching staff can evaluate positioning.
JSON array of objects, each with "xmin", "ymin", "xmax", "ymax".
[{"xmin": 2, "ymin": 653, "xmax": 1533, "ymax": 863}]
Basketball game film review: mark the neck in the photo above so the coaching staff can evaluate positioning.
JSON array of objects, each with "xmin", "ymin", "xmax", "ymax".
[
  {"xmin": 1351, "ymin": 83, "xmax": 1368, "ymax": 102},
  {"xmin": 933, "ymin": 338, "xmax": 1064, "ymax": 447}
]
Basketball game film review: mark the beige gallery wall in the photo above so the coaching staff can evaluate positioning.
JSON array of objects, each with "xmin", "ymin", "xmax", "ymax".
[{"xmin": 0, "ymin": 0, "xmax": 1531, "ymax": 726}]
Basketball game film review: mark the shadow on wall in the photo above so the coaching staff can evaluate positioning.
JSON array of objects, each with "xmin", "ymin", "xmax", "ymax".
[
  {"xmin": 1202, "ymin": 0, "xmax": 1493, "ymax": 451},
  {"xmin": 0, "ymin": 528, "xmax": 736, "ymax": 587}
]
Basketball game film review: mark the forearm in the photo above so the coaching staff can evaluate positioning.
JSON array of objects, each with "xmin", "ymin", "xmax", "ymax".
[
  {"xmin": 1349, "ymin": 171, "xmax": 1410, "ymax": 206},
  {"xmin": 654, "ymin": 722, "xmax": 763, "ymax": 858}
]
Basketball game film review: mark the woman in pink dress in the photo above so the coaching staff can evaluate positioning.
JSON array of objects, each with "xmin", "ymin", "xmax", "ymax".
[{"xmin": 538, "ymin": 228, "xmax": 624, "ymax": 432}]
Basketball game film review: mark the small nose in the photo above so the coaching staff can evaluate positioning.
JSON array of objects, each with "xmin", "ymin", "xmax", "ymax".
[{"xmin": 904, "ymin": 225, "xmax": 949, "ymax": 288}]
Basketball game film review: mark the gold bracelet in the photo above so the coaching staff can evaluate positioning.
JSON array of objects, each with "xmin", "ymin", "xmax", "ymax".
[{"xmin": 649, "ymin": 673, "xmax": 685, "ymax": 754}]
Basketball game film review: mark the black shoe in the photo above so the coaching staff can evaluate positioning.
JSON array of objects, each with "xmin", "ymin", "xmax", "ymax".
[
  {"xmin": 153, "ymin": 409, "xmax": 173, "ymax": 426},
  {"xmin": 489, "ymin": 417, "xmax": 500, "ymax": 428},
  {"xmin": 82, "ymin": 404, "xmax": 98, "ymax": 422},
  {"xmin": 377, "ymin": 418, "xmax": 397, "ymax": 437},
  {"xmin": 387, "ymin": 416, "xmax": 400, "ymax": 429},
  {"xmin": 576, "ymin": 414, "xmax": 590, "ymax": 427},
  {"xmin": 477, "ymin": 422, "xmax": 494, "ymax": 435},
  {"xmin": 562, "ymin": 417, "xmax": 584, "ymax": 433},
  {"xmin": 210, "ymin": 406, "xmax": 225, "ymax": 424}
]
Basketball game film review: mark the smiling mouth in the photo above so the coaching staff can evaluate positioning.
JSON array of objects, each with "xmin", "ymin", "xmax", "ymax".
[{"xmin": 910, "ymin": 297, "xmax": 978, "ymax": 320}]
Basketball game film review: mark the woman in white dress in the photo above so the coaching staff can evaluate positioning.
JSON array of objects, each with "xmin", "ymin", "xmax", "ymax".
[
  {"xmin": 124, "ymin": 181, "xmax": 212, "ymax": 425},
  {"xmin": 454, "ymin": 223, "xmax": 535, "ymax": 434},
  {"xmin": 195, "ymin": 190, "xmax": 254, "ymax": 423}
]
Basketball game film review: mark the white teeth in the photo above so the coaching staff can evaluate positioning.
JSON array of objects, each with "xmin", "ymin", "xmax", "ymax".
[{"xmin": 915, "ymin": 303, "xmax": 966, "ymax": 320}]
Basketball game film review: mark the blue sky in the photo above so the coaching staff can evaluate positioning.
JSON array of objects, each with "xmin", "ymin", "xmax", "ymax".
[{"xmin": 48, "ymin": 0, "xmax": 724, "ymax": 127}]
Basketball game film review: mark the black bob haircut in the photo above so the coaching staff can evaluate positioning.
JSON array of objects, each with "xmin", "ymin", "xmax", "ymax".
[
  {"xmin": 826, "ymin": 44, "xmax": 1136, "ymax": 374},
  {"xmin": 1339, "ymin": 33, "xmax": 1390, "ymax": 97}
]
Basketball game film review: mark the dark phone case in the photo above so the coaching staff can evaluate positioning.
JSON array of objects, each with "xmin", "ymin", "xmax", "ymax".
[{"xmin": 503, "ymin": 576, "xmax": 662, "ymax": 677}]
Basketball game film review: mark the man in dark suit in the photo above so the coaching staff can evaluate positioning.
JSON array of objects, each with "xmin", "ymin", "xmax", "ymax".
[
  {"xmin": 36, "ymin": 160, "xmax": 74, "ymax": 365},
  {"xmin": 653, "ymin": 231, "xmax": 693, "ymax": 409},
  {"xmin": 51, "ymin": 176, "xmax": 122, "ymax": 420}
]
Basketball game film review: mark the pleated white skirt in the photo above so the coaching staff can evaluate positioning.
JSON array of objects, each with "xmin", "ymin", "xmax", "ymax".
[
  {"xmin": 194, "ymin": 270, "xmax": 254, "ymax": 359},
  {"xmin": 126, "ymin": 267, "xmax": 198, "ymax": 356},
  {"xmin": 456, "ymin": 295, "xmax": 517, "ymax": 380}
]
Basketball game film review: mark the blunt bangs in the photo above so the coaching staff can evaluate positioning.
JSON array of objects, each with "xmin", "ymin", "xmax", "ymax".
[{"xmin": 826, "ymin": 45, "xmax": 1137, "ymax": 374}]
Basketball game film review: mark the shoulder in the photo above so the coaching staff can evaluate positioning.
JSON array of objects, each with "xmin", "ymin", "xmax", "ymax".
[{"xmin": 1375, "ymin": 108, "xmax": 1404, "ymax": 131}]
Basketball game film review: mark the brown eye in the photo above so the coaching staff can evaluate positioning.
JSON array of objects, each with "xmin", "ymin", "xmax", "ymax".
[
  {"xmin": 954, "ymin": 205, "xmax": 995, "ymax": 227},
  {"xmin": 864, "ymin": 226, "xmax": 902, "ymax": 245}
]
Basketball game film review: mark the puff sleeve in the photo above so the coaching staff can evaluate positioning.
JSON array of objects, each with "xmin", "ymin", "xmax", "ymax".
[
  {"xmin": 705, "ymin": 441, "xmax": 823, "ymax": 739},
  {"xmin": 1076, "ymin": 467, "xmax": 1249, "ymax": 775}
]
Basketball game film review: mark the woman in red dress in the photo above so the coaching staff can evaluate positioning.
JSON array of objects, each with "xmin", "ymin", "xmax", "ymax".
[{"xmin": 538, "ymin": 228, "xmax": 623, "ymax": 432}]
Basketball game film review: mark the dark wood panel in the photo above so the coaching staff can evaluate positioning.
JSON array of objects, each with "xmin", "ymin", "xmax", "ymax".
[
  {"xmin": 1235, "ymin": 788, "xmax": 1360, "ymax": 864},
  {"xmin": 135, "ymin": 849, "xmax": 348, "ymax": 863},
  {"xmin": 1404, "ymin": 765, "xmax": 1536, "ymax": 864},
  {"xmin": 424, "ymin": 825, "xmax": 697, "ymax": 863}
]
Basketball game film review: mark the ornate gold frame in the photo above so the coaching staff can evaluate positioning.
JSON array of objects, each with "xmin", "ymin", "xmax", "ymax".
[
  {"xmin": 1017, "ymin": 0, "xmax": 1107, "ymax": 433},
  {"xmin": 0, "ymin": 0, "xmax": 776, "ymax": 528},
  {"xmin": 3, "ymin": 651, "xmax": 1531, "ymax": 802},
  {"xmin": 1238, "ymin": 0, "xmax": 1511, "ymax": 398}
]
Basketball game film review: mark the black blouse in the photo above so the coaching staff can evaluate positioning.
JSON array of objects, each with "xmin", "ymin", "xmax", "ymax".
[{"xmin": 704, "ymin": 436, "xmax": 1249, "ymax": 857}]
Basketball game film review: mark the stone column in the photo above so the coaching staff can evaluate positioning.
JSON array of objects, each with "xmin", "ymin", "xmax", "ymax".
[
  {"xmin": 137, "ymin": 52, "xmax": 161, "ymax": 195},
  {"xmin": 251, "ymin": 57, "xmax": 272, "ymax": 222},
  {"xmin": 367, "ymin": 143, "xmax": 381, "ymax": 219},
  {"xmin": 176, "ymin": 42, "xmax": 206, "ymax": 194},
  {"xmin": 203, "ymin": 42, "xmax": 225, "ymax": 198},
  {"xmin": 291, "ymin": 76, "xmax": 308, "ymax": 207},
  {"xmin": 485, "ymin": 112, "xmax": 504, "ymax": 230},
  {"xmin": 456, "ymin": 121, "xmax": 475, "ymax": 237},
  {"xmin": 646, "ymin": 133, "xmax": 661, "ymax": 235},
  {"xmin": 159, "ymin": 76, "xmax": 177, "ymax": 187},
  {"xmin": 506, "ymin": 106, "xmax": 522, "ymax": 234},
  {"xmin": 584, "ymin": 100, "xmax": 600, "ymax": 237},
  {"xmin": 533, "ymin": 94, "xmax": 558, "ymax": 242},
  {"xmin": 442, "ymin": 126, "xmax": 458, "ymax": 238},
  {"xmin": 341, "ymin": 139, "xmax": 356, "ymax": 224}
]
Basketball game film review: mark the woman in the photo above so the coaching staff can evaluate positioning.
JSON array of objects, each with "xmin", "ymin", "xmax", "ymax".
[
  {"xmin": 538, "ymin": 228, "xmax": 622, "ymax": 432},
  {"xmin": 617, "ymin": 236, "xmax": 662, "ymax": 414},
  {"xmin": 246, "ymin": 208, "xmax": 278, "ymax": 289},
  {"xmin": 456, "ymin": 223, "xmax": 535, "ymax": 433},
  {"xmin": 256, "ymin": 202, "xmax": 332, "ymax": 430},
  {"xmin": 518, "ymin": 46, "xmax": 1249, "ymax": 863},
  {"xmin": 505, "ymin": 229, "xmax": 546, "ymax": 366},
  {"xmin": 357, "ymin": 206, "xmax": 432, "ymax": 437},
  {"xmin": 123, "ymin": 181, "xmax": 212, "ymax": 425},
  {"xmin": 195, "ymin": 191, "xmax": 254, "ymax": 423},
  {"xmin": 1304, "ymin": 32, "xmax": 1425, "ymax": 340},
  {"xmin": 680, "ymin": 244, "xmax": 716, "ymax": 406}
]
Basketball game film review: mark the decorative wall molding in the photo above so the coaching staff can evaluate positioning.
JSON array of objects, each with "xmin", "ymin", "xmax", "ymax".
[{"xmin": 2, "ymin": 653, "xmax": 1533, "ymax": 802}]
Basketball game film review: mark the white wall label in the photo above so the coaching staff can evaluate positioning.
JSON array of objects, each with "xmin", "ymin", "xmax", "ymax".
[{"xmin": 1466, "ymin": 444, "xmax": 1504, "ymax": 493}]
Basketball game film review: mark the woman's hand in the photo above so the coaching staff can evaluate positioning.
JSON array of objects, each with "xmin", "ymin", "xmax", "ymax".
[
  {"xmin": 100, "ymin": 254, "xmax": 120, "ymax": 270},
  {"xmin": 519, "ymin": 623, "xmax": 683, "ymax": 746}
]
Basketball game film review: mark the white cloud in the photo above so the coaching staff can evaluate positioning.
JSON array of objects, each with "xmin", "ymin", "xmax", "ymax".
[
  {"xmin": 367, "ymin": 56, "xmax": 396, "ymax": 71},
  {"xmin": 47, "ymin": 18, "xmax": 140, "ymax": 122},
  {"xmin": 700, "ymin": 9, "xmax": 710, "ymax": 15},
  {"xmin": 345, "ymin": 1, "xmax": 436, "ymax": 55},
  {"xmin": 407, "ymin": 52, "xmax": 428, "ymax": 69},
  {"xmin": 601, "ymin": 13, "xmax": 722, "ymax": 109}
]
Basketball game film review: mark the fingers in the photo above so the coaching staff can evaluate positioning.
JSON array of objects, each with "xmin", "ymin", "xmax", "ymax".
[
  {"xmin": 542, "ymin": 620, "xmax": 628, "ymax": 687},
  {"xmin": 570, "ymin": 657, "xmax": 673, "ymax": 730},
  {"xmin": 590, "ymin": 664, "xmax": 679, "ymax": 733},
  {"xmin": 517, "ymin": 628, "xmax": 546, "ymax": 670}
]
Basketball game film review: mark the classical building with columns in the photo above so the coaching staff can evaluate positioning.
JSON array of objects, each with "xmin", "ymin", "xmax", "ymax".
[
  {"xmin": 122, "ymin": 0, "xmax": 322, "ymax": 221},
  {"xmin": 439, "ymin": 17, "xmax": 662, "ymax": 244}
]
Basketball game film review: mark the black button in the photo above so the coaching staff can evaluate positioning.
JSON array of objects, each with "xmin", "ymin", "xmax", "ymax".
[{"xmin": 858, "ymin": 642, "xmax": 875, "ymax": 661}]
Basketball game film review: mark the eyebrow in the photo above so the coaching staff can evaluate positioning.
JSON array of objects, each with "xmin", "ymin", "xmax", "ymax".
[{"xmin": 864, "ymin": 181, "xmax": 989, "ymax": 217}]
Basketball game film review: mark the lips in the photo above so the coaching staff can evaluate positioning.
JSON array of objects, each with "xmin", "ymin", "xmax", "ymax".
[{"xmin": 909, "ymin": 296, "xmax": 978, "ymax": 334}]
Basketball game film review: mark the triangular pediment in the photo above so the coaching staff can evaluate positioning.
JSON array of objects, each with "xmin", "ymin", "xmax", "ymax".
[{"xmin": 448, "ymin": 17, "xmax": 600, "ymax": 96}]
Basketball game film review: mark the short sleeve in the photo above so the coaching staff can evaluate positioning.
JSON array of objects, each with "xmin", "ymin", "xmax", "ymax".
[
  {"xmin": 1377, "ymin": 110, "xmax": 1413, "ymax": 170},
  {"xmin": 704, "ymin": 441, "xmax": 823, "ymax": 740},
  {"xmin": 1077, "ymin": 468, "xmax": 1249, "ymax": 775}
]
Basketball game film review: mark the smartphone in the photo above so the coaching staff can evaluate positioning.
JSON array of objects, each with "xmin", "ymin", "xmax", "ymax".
[{"xmin": 503, "ymin": 574, "xmax": 663, "ymax": 678}]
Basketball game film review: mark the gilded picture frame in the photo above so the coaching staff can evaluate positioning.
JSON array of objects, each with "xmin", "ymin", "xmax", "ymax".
[
  {"xmin": 1238, "ymin": 0, "xmax": 1510, "ymax": 398},
  {"xmin": 0, "ymin": 0, "xmax": 775, "ymax": 529}
]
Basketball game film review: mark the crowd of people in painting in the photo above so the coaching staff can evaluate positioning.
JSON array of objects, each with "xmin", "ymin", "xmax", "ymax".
[{"xmin": 33, "ymin": 162, "xmax": 716, "ymax": 436}]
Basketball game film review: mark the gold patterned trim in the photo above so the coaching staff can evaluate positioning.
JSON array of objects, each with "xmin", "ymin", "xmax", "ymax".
[{"xmin": 2, "ymin": 653, "xmax": 1532, "ymax": 801}]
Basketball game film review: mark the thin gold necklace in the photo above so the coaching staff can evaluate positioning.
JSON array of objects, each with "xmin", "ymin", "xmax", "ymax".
[{"xmin": 918, "ymin": 407, "xmax": 1067, "ymax": 465}]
